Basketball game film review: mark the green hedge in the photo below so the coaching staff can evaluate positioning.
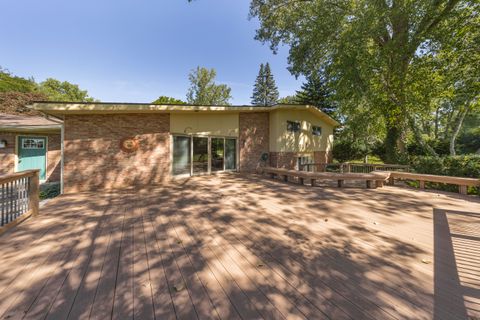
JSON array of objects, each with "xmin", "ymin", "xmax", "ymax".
[{"xmin": 409, "ymin": 155, "xmax": 480, "ymax": 195}]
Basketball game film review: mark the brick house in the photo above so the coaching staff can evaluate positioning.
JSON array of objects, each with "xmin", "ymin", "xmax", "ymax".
[
  {"xmin": 0, "ymin": 113, "xmax": 61, "ymax": 182},
  {"xmin": 30, "ymin": 102, "xmax": 339, "ymax": 193}
]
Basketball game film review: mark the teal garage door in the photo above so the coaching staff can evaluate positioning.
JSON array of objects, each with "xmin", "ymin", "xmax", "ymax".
[{"xmin": 18, "ymin": 136, "xmax": 47, "ymax": 180}]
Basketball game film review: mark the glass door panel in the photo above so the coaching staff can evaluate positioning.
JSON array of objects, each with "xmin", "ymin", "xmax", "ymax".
[
  {"xmin": 172, "ymin": 136, "xmax": 191, "ymax": 175},
  {"xmin": 193, "ymin": 137, "xmax": 209, "ymax": 174},
  {"xmin": 225, "ymin": 138, "xmax": 236, "ymax": 170},
  {"xmin": 211, "ymin": 138, "xmax": 225, "ymax": 172}
]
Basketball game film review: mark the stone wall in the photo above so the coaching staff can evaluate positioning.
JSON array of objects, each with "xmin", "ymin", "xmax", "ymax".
[{"xmin": 63, "ymin": 114, "xmax": 170, "ymax": 192}]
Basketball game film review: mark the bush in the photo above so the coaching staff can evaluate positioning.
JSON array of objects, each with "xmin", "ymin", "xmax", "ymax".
[
  {"xmin": 39, "ymin": 182, "xmax": 60, "ymax": 200},
  {"xmin": 410, "ymin": 155, "xmax": 480, "ymax": 195}
]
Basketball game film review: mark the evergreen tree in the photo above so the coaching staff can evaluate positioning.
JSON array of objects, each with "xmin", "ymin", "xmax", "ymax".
[
  {"xmin": 251, "ymin": 62, "xmax": 279, "ymax": 106},
  {"xmin": 296, "ymin": 72, "xmax": 336, "ymax": 117},
  {"xmin": 251, "ymin": 63, "xmax": 265, "ymax": 106}
]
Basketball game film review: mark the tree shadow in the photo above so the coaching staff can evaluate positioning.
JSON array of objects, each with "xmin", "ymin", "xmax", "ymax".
[{"xmin": 0, "ymin": 174, "xmax": 479, "ymax": 319}]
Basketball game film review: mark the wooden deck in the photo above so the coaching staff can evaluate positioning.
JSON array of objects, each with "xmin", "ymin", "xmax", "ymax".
[{"xmin": 0, "ymin": 174, "xmax": 479, "ymax": 320}]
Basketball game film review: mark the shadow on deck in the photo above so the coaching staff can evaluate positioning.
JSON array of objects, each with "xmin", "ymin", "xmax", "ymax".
[{"xmin": 0, "ymin": 173, "xmax": 479, "ymax": 319}]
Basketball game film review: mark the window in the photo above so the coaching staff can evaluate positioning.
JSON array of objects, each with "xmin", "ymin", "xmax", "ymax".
[
  {"xmin": 287, "ymin": 121, "xmax": 301, "ymax": 133},
  {"xmin": 297, "ymin": 156, "xmax": 313, "ymax": 171},
  {"xmin": 312, "ymin": 126, "xmax": 322, "ymax": 136},
  {"xmin": 172, "ymin": 136, "xmax": 191, "ymax": 175},
  {"xmin": 225, "ymin": 138, "xmax": 236, "ymax": 170},
  {"xmin": 22, "ymin": 138, "xmax": 44, "ymax": 149}
]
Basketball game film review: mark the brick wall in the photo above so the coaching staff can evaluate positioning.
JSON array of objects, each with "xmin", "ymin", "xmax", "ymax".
[
  {"xmin": 269, "ymin": 152, "xmax": 297, "ymax": 169},
  {"xmin": 63, "ymin": 114, "xmax": 170, "ymax": 192},
  {"xmin": 0, "ymin": 133, "xmax": 15, "ymax": 175},
  {"xmin": 270, "ymin": 151, "xmax": 333, "ymax": 170},
  {"xmin": 314, "ymin": 151, "xmax": 333, "ymax": 164},
  {"xmin": 46, "ymin": 134, "xmax": 61, "ymax": 182},
  {"xmin": 239, "ymin": 112, "xmax": 269, "ymax": 172}
]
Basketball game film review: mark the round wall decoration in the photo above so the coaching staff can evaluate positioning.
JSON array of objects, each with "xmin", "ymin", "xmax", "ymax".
[{"xmin": 120, "ymin": 137, "xmax": 139, "ymax": 153}]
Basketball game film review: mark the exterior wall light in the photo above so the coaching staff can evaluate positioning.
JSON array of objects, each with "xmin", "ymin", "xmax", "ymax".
[{"xmin": 0, "ymin": 139, "xmax": 7, "ymax": 149}]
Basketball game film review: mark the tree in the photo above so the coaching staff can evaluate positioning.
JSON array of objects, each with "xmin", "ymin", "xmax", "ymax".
[
  {"xmin": 251, "ymin": 62, "xmax": 279, "ymax": 106},
  {"xmin": 186, "ymin": 67, "xmax": 232, "ymax": 105},
  {"xmin": 38, "ymin": 78, "xmax": 95, "ymax": 102},
  {"xmin": 152, "ymin": 96, "xmax": 186, "ymax": 104},
  {"xmin": 296, "ymin": 71, "xmax": 336, "ymax": 117},
  {"xmin": 278, "ymin": 95, "xmax": 299, "ymax": 104},
  {"xmin": 0, "ymin": 68, "xmax": 37, "ymax": 93},
  {"xmin": 250, "ymin": 0, "xmax": 476, "ymax": 162}
]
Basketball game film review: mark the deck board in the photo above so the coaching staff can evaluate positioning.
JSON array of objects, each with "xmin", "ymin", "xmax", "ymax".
[{"xmin": 0, "ymin": 174, "xmax": 479, "ymax": 320}]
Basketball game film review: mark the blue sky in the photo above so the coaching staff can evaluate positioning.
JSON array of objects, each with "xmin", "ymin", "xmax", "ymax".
[{"xmin": 0, "ymin": 0, "xmax": 303, "ymax": 104}]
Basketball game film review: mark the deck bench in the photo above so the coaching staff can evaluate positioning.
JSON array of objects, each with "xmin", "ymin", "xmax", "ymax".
[
  {"xmin": 387, "ymin": 171, "xmax": 480, "ymax": 195},
  {"xmin": 262, "ymin": 167, "xmax": 390, "ymax": 189}
]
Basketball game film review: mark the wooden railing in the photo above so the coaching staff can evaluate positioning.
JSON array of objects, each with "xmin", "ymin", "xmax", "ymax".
[
  {"xmin": 0, "ymin": 170, "xmax": 40, "ymax": 234},
  {"xmin": 300, "ymin": 162, "xmax": 410, "ymax": 173}
]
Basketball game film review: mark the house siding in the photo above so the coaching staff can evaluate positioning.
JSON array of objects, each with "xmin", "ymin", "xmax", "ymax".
[
  {"xmin": 63, "ymin": 114, "xmax": 170, "ymax": 192},
  {"xmin": 239, "ymin": 112, "xmax": 269, "ymax": 172}
]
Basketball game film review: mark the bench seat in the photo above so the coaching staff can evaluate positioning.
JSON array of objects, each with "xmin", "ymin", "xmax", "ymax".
[{"xmin": 262, "ymin": 167, "xmax": 390, "ymax": 189}]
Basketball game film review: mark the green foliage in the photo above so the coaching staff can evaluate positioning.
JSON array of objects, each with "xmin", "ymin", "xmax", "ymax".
[
  {"xmin": 38, "ymin": 78, "xmax": 95, "ymax": 102},
  {"xmin": 458, "ymin": 127, "xmax": 480, "ymax": 154},
  {"xmin": 296, "ymin": 72, "xmax": 337, "ymax": 117},
  {"xmin": 39, "ymin": 183, "xmax": 61, "ymax": 200},
  {"xmin": 186, "ymin": 67, "xmax": 232, "ymax": 105},
  {"xmin": 277, "ymin": 95, "xmax": 299, "ymax": 104},
  {"xmin": 0, "ymin": 69, "xmax": 37, "ymax": 93},
  {"xmin": 152, "ymin": 96, "xmax": 186, "ymax": 104},
  {"xmin": 410, "ymin": 155, "xmax": 480, "ymax": 194},
  {"xmin": 251, "ymin": 62, "xmax": 279, "ymax": 106},
  {"xmin": 250, "ymin": 0, "xmax": 478, "ymax": 161}
]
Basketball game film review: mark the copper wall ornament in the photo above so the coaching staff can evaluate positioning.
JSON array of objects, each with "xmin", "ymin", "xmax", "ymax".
[{"xmin": 120, "ymin": 137, "xmax": 139, "ymax": 153}]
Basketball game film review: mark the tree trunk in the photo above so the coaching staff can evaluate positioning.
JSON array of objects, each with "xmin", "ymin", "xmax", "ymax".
[
  {"xmin": 449, "ymin": 105, "xmax": 471, "ymax": 156},
  {"xmin": 407, "ymin": 113, "xmax": 438, "ymax": 157},
  {"xmin": 384, "ymin": 125, "xmax": 403, "ymax": 163},
  {"xmin": 434, "ymin": 106, "xmax": 440, "ymax": 140}
]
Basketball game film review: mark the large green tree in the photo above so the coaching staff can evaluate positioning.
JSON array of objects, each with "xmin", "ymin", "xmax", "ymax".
[
  {"xmin": 152, "ymin": 96, "xmax": 186, "ymax": 104},
  {"xmin": 0, "ymin": 68, "xmax": 37, "ymax": 93},
  {"xmin": 251, "ymin": 62, "xmax": 279, "ymax": 106},
  {"xmin": 38, "ymin": 78, "xmax": 95, "ymax": 102},
  {"xmin": 186, "ymin": 67, "xmax": 232, "ymax": 105},
  {"xmin": 250, "ymin": 0, "xmax": 476, "ymax": 162}
]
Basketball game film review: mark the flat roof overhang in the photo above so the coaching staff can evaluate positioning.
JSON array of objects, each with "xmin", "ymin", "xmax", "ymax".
[
  {"xmin": 30, "ymin": 102, "xmax": 341, "ymax": 127},
  {"xmin": 0, "ymin": 125, "xmax": 61, "ymax": 134}
]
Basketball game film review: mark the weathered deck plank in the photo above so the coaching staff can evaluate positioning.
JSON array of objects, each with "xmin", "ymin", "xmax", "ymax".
[{"xmin": 0, "ymin": 174, "xmax": 479, "ymax": 320}]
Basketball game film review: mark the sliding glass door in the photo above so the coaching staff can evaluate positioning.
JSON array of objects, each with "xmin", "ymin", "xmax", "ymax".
[
  {"xmin": 225, "ymin": 138, "xmax": 236, "ymax": 170},
  {"xmin": 193, "ymin": 136, "xmax": 209, "ymax": 174},
  {"xmin": 172, "ymin": 136, "xmax": 191, "ymax": 175},
  {"xmin": 211, "ymin": 138, "xmax": 224, "ymax": 172},
  {"xmin": 172, "ymin": 135, "xmax": 237, "ymax": 176}
]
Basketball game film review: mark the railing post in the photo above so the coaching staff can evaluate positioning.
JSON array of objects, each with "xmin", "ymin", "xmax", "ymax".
[{"xmin": 28, "ymin": 170, "xmax": 40, "ymax": 216}]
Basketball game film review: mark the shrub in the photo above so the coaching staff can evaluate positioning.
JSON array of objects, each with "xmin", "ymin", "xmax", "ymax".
[
  {"xmin": 39, "ymin": 183, "xmax": 60, "ymax": 200},
  {"xmin": 410, "ymin": 155, "xmax": 480, "ymax": 195}
]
